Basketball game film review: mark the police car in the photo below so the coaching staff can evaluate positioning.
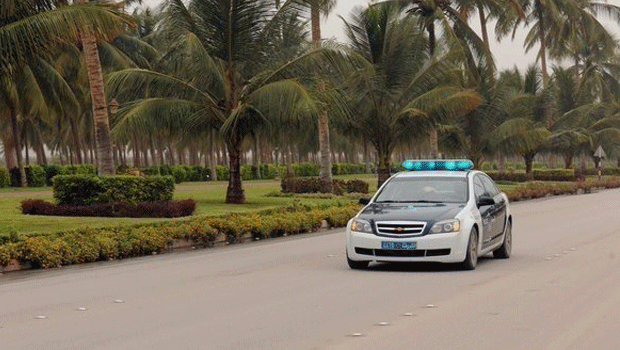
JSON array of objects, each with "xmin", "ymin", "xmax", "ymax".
[{"xmin": 345, "ymin": 160, "xmax": 512, "ymax": 270}]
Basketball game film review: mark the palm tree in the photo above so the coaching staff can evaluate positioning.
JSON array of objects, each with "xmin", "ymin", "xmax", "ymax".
[
  {"xmin": 491, "ymin": 65, "xmax": 551, "ymax": 174},
  {"xmin": 294, "ymin": 0, "xmax": 336, "ymax": 191},
  {"xmin": 377, "ymin": 0, "xmax": 491, "ymax": 158},
  {"xmin": 338, "ymin": 4, "xmax": 482, "ymax": 187},
  {"xmin": 1, "ymin": 0, "xmax": 129, "ymax": 180},
  {"xmin": 106, "ymin": 0, "xmax": 353, "ymax": 203}
]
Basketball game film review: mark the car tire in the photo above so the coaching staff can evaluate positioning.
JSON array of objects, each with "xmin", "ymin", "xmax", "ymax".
[
  {"xmin": 493, "ymin": 220, "xmax": 512, "ymax": 259},
  {"xmin": 460, "ymin": 227, "xmax": 478, "ymax": 270},
  {"xmin": 347, "ymin": 254, "xmax": 369, "ymax": 270}
]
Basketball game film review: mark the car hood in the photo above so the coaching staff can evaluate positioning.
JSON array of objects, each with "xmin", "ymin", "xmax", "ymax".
[{"xmin": 358, "ymin": 202, "xmax": 465, "ymax": 223}]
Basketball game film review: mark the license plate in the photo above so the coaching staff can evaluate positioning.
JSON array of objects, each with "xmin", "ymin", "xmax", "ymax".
[{"xmin": 381, "ymin": 241, "xmax": 417, "ymax": 250}]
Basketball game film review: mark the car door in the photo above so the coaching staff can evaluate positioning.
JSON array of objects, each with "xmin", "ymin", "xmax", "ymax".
[
  {"xmin": 473, "ymin": 175, "xmax": 494, "ymax": 245},
  {"xmin": 481, "ymin": 175, "xmax": 506, "ymax": 240}
]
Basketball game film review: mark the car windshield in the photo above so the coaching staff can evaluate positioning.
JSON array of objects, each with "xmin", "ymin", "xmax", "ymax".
[{"xmin": 374, "ymin": 177, "xmax": 468, "ymax": 203}]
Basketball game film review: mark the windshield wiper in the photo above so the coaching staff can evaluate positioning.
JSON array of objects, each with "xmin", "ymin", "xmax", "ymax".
[
  {"xmin": 407, "ymin": 200, "xmax": 444, "ymax": 203},
  {"xmin": 375, "ymin": 200, "xmax": 401, "ymax": 203}
]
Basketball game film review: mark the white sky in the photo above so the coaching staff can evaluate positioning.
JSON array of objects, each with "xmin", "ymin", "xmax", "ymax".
[{"xmin": 140, "ymin": 0, "xmax": 620, "ymax": 71}]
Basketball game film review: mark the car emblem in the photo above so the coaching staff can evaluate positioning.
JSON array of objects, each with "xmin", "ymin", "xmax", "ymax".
[{"xmin": 396, "ymin": 227, "xmax": 404, "ymax": 232}]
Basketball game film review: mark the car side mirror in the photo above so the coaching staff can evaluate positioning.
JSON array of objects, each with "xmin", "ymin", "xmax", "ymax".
[
  {"xmin": 477, "ymin": 196, "xmax": 495, "ymax": 207},
  {"xmin": 359, "ymin": 198, "xmax": 370, "ymax": 205}
]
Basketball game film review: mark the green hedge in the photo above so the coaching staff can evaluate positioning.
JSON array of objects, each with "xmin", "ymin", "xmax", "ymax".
[
  {"xmin": 0, "ymin": 203, "xmax": 360, "ymax": 269},
  {"xmin": 9, "ymin": 165, "xmax": 47, "ymax": 187},
  {"xmin": 281, "ymin": 177, "xmax": 369, "ymax": 194},
  {"xmin": 53, "ymin": 175, "xmax": 175, "ymax": 206},
  {"xmin": 0, "ymin": 168, "xmax": 9, "ymax": 188},
  {"xmin": 487, "ymin": 169, "xmax": 574, "ymax": 182}
]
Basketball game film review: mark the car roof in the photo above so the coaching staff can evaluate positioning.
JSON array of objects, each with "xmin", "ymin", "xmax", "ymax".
[{"xmin": 393, "ymin": 171, "xmax": 470, "ymax": 178}]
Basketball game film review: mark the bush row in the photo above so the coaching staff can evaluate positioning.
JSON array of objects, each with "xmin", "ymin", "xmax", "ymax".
[
  {"xmin": 281, "ymin": 178, "xmax": 369, "ymax": 194},
  {"xmin": 0, "ymin": 203, "xmax": 360, "ymax": 269},
  {"xmin": 53, "ymin": 175, "xmax": 175, "ymax": 206},
  {"xmin": 5, "ymin": 164, "xmax": 98, "ymax": 187},
  {"xmin": 0, "ymin": 168, "xmax": 9, "ymax": 188},
  {"xmin": 21, "ymin": 199, "xmax": 196, "ymax": 218},
  {"xmin": 486, "ymin": 169, "xmax": 575, "ymax": 182},
  {"xmin": 504, "ymin": 177, "xmax": 620, "ymax": 202},
  {"xmin": 138, "ymin": 162, "xmax": 375, "ymax": 182}
]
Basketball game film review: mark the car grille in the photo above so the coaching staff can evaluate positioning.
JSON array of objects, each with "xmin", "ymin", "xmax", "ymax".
[
  {"xmin": 375, "ymin": 221, "xmax": 426, "ymax": 237},
  {"xmin": 355, "ymin": 248, "xmax": 451, "ymax": 257}
]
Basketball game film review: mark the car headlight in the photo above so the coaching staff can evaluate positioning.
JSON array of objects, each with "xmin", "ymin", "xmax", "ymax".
[
  {"xmin": 350, "ymin": 219, "xmax": 373, "ymax": 233},
  {"xmin": 430, "ymin": 219, "xmax": 460, "ymax": 234}
]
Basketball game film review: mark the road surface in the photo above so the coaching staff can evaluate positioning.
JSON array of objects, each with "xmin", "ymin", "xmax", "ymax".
[{"xmin": 2, "ymin": 189, "xmax": 620, "ymax": 350}]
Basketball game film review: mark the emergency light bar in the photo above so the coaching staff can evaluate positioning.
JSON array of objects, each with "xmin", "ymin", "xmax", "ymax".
[{"xmin": 401, "ymin": 159, "xmax": 474, "ymax": 171}]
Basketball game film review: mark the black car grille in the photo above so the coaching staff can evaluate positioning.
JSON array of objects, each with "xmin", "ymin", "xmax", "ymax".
[
  {"xmin": 355, "ymin": 247, "xmax": 450, "ymax": 257},
  {"xmin": 375, "ymin": 221, "xmax": 426, "ymax": 237}
]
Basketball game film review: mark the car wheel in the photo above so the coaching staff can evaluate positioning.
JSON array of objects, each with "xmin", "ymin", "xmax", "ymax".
[
  {"xmin": 347, "ymin": 253, "xmax": 369, "ymax": 270},
  {"xmin": 460, "ymin": 227, "xmax": 478, "ymax": 270},
  {"xmin": 493, "ymin": 220, "xmax": 512, "ymax": 259}
]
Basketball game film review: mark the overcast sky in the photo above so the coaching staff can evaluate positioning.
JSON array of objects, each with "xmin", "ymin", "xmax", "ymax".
[{"xmin": 140, "ymin": 0, "xmax": 620, "ymax": 71}]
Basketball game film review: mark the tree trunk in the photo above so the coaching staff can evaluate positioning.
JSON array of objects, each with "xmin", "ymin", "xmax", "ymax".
[
  {"xmin": 9, "ymin": 109, "xmax": 27, "ymax": 187},
  {"xmin": 286, "ymin": 144, "xmax": 294, "ymax": 177},
  {"xmin": 252, "ymin": 135, "xmax": 260, "ymax": 179},
  {"xmin": 377, "ymin": 151, "xmax": 391, "ymax": 188},
  {"xmin": 209, "ymin": 131, "xmax": 218, "ymax": 181},
  {"xmin": 524, "ymin": 153, "xmax": 535, "ymax": 176},
  {"xmin": 81, "ymin": 25, "xmax": 114, "ymax": 175},
  {"xmin": 226, "ymin": 142, "xmax": 245, "ymax": 204},
  {"xmin": 68, "ymin": 117, "xmax": 83, "ymax": 164},
  {"xmin": 311, "ymin": 4, "xmax": 333, "ymax": 193},
  {"xmin": 535, "ymin": 1, "xmax": 549, "ymax": 88},
  {"xmin": 496, "ymin": 154, "xmax": 505, "ymax": 172},
  {"xmin": 363, "ymin": 141, "xmax": 371, "ymax": 173},
  {"xmin": 24, "ymin": 135, "xmax": 30, "ymax": 166},
  {"xmin": 564, "ymin": 152, "xmax": 573, "ymax": 169},
  {"xmin": 477, "ymin": 3, "xmax": 490, "ymax": 51},
  {"xmin": 429, "ymin": 129, "xmax": 439, "ymax": 158},
  {"xmin": 132, "ymin": 133, "xmax": 141, "ymax": 168},
  {"xmin": 1, "ymin": 126, "xmax": 17, "ymax": 169}
]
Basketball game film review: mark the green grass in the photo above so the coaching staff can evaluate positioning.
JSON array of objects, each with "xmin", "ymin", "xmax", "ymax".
[{"xmin": 1, "ymin": 175, "xmax": 377, "ymax": 236}]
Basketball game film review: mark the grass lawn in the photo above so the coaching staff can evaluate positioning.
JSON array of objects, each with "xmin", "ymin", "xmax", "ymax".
[
  {"xmin": 1, "ymin": 175, "xmax": 378, "ymax": 236},
  {"xmin": 0, "ymin": 173, "xmax": 567, "ymax": 236}
]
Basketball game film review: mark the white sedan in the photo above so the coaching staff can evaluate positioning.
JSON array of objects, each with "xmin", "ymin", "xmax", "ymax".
[{"xmin": 346, "ymin": 160, "xmax": 512, "ymax": 270}]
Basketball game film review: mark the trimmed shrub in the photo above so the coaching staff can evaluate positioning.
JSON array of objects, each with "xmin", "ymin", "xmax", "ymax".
[
  {"xmin": 0, "ymin": 167, "xmax": 9, "ymax": 188},
  {"xmin": 216, "ymin": 165, "xmax": 230, "ymax": 181},
  {"xmin": 53, "ymin": 175, "xmax": 175, "ymax": 206},
  {"xmin": 10, "ymin": 166, "xmax": 47, "ymax": 187},
  {"xmin": 42, "ymin": 165, "xmax": 68, "ymax": 186},
  {"xmin": 159, "ymin": 165, "xmax": 172, "ymax": 176},
  {"xmin": 22, "ymin": 199, "xmax": 196, "ymax": 218},
  {"xmin": 2, "ymin": 203, "xmax": 360, "ymax": 269},
  {"xmin": 26, "ymin": 165, "xmax": 46, "ymax": 187},
  {"xmin": 281, "ymin": 177, "xmax": 369, "ymax": 194},
  {"xmin": 532, "ymin": 169, "xmax": 575, "ymax": 181},
  {"xmin": 171, "ymin": 165, "xmax": 187, "ymax": 184}
]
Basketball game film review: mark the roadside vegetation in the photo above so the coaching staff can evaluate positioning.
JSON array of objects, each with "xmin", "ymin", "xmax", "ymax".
[{"xmin": 4, "ymin": 0, "xmax": 620, "ymax": 269}]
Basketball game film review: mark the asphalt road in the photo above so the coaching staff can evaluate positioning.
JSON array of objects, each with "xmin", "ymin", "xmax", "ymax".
[{"xmin": 2, "ymin": 189, "xmax": 620, "ymax": 350}]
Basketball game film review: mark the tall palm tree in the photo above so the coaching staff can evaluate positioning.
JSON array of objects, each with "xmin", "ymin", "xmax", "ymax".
[
  {"xmin": 293, "ymin": 0, "xmax": 336, "ymax": 191},
  {"xmin": 338, "ymin": 4, "xmax": 482, "ymax": 187},
  {"xmin": 1, "ymin": 0, "xmax": 128, "ymax": 180},
  {"xmin": 106, "ymin": 0, "xmax": 353, "ymax": 203},
  {"xmin": 377, "ymin": 0, "xmax": 490, "ymax": 158}
]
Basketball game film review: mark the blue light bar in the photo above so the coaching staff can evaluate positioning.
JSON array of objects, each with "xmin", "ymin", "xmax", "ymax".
[{"xmin": 401, "ymin": 159, "xmax": 474, "ymax": 172}]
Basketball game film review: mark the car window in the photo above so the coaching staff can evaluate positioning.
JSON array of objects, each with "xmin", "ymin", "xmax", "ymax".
[
  {"xmin": 473, "ymin": 176, "xmax": 485, "ymax": 200},
  {"xmin": 374, "ymin": 177, "xmax": 468, "ymax": 203},
  {"xmin": 480, "ymin": 175, "xmax": 500, "ymax": 196}
]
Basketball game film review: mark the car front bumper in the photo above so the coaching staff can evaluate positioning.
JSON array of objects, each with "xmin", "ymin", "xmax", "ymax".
[{"xmin": 346, "ymin": 228, "xmax": 469, "ymax": 263}]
